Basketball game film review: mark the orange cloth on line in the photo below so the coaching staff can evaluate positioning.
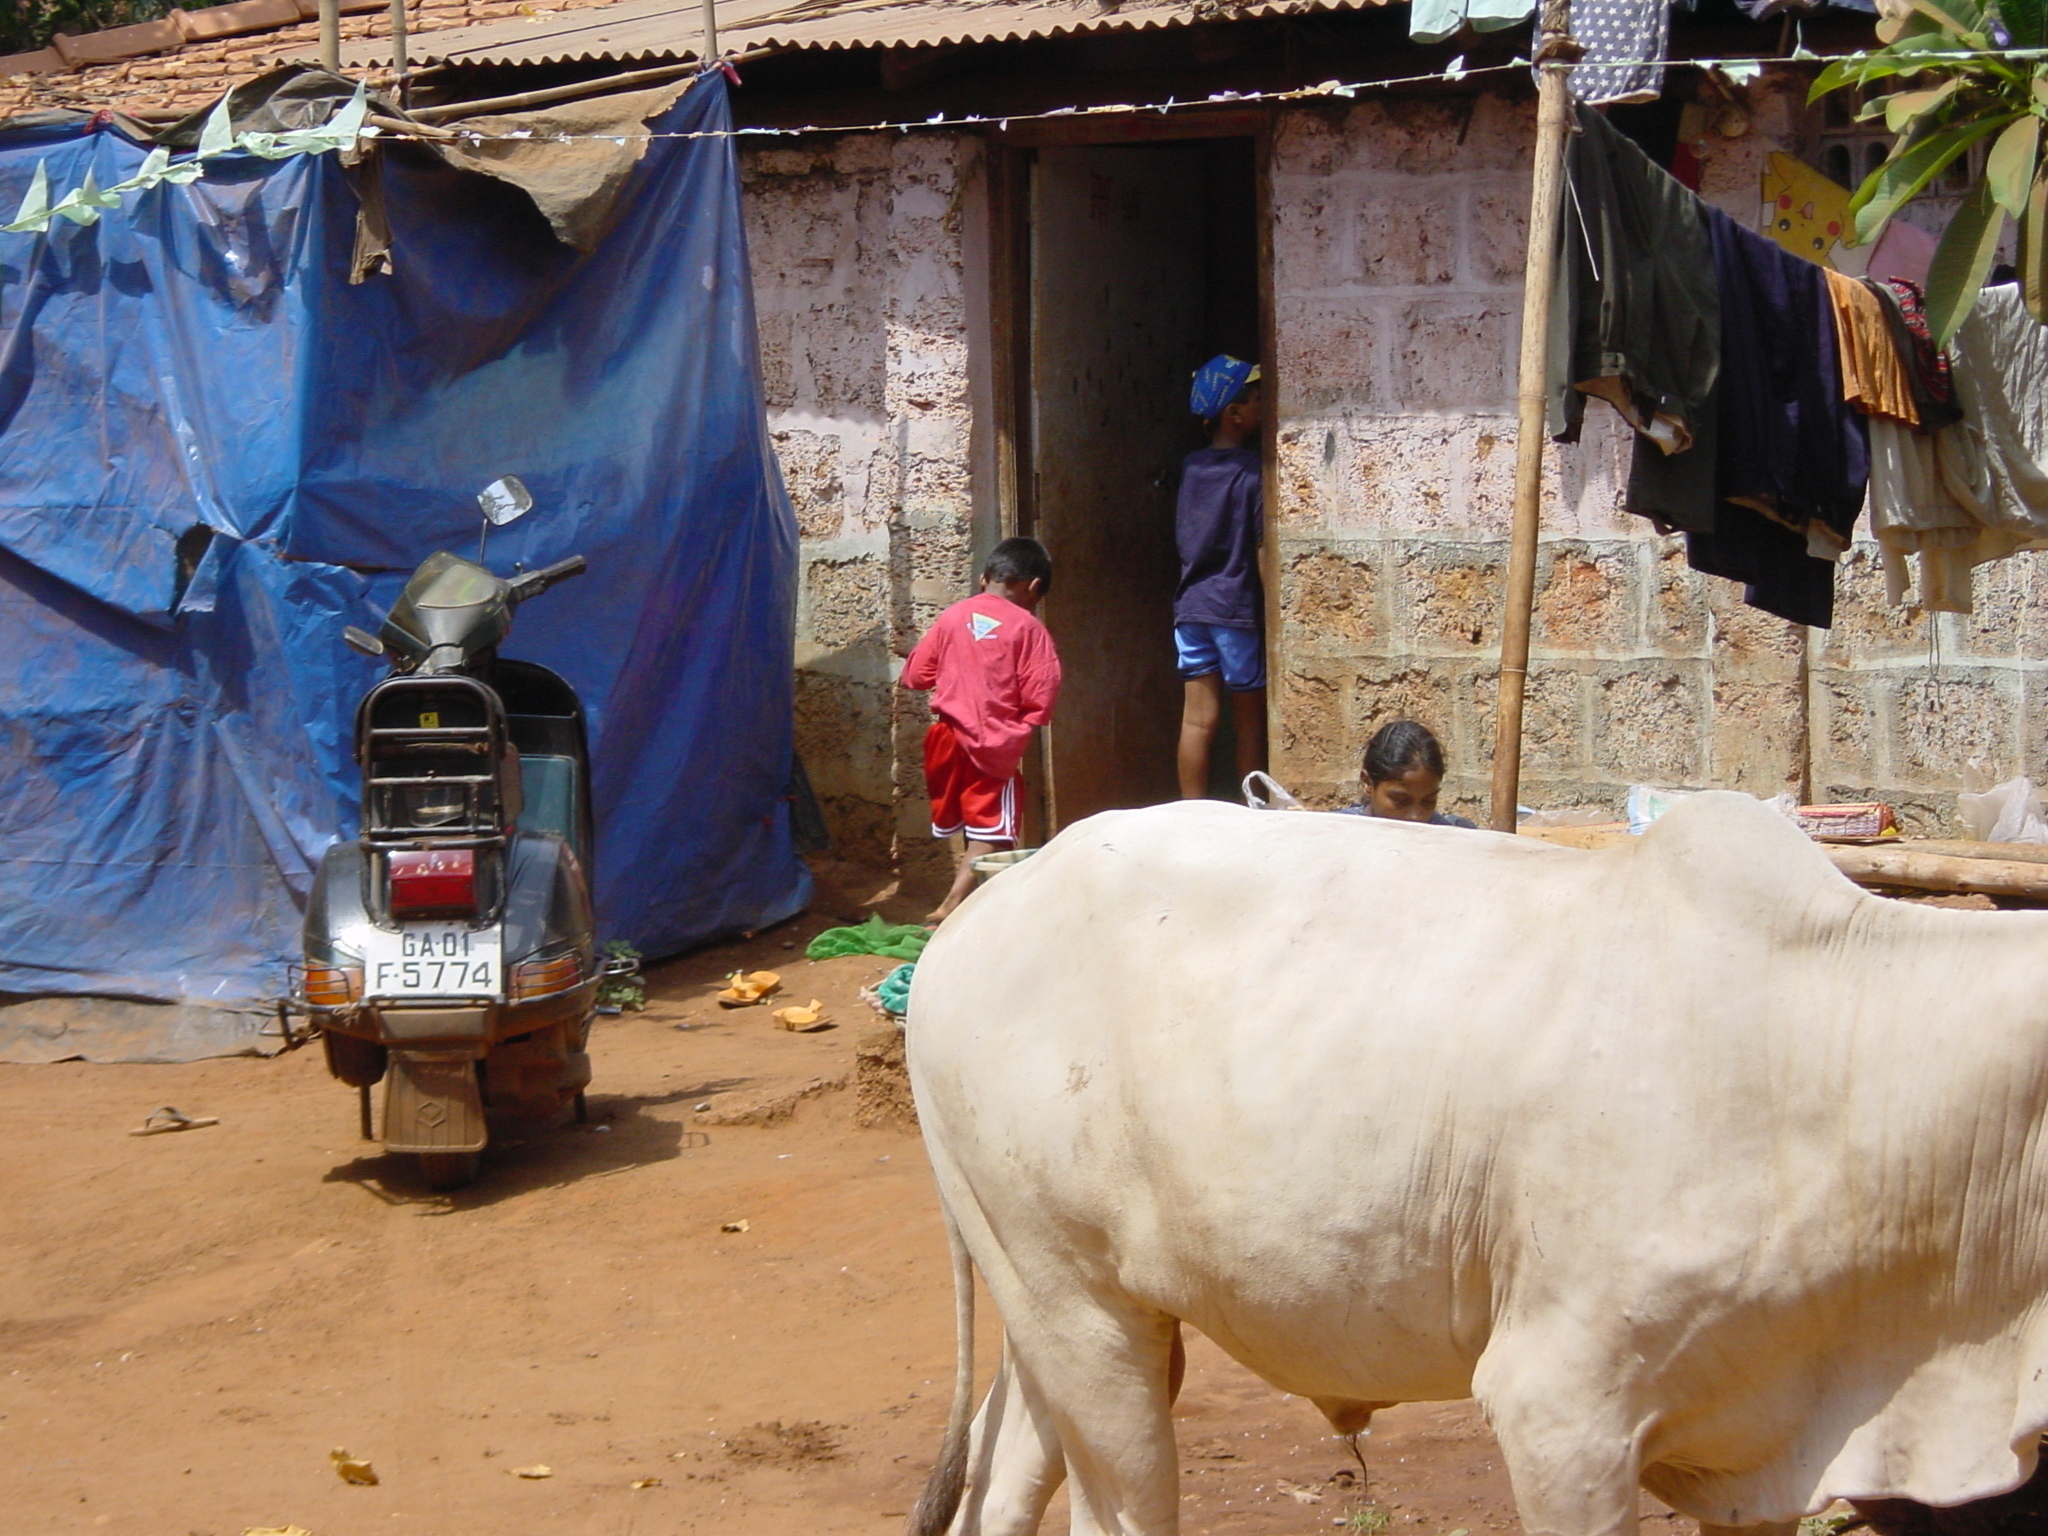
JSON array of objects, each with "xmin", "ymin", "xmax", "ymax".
[{"xmin": 1823, "ymin": 267, "xmax": 1919, "ymax": 426}]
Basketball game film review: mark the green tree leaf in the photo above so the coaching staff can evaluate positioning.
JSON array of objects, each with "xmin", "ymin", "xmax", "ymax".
[
  {"xmin": 1885, "ymin": 78, "xmax": 1963, "ymax": 131},
  {"xmin": 2021, "ymin": 166, "xmax": 2048, "ymax": 320},
  {"xmin": 1850, "ymin": 114, "xmax": 2016, "ymax": 244},
  {"xmin": 1925, "ymin": 176, "xmax": 2009, "ymax": 343},
  {"xmin": 1987, "ymin": 113, "xmax": 2043, "ymax": 214}
]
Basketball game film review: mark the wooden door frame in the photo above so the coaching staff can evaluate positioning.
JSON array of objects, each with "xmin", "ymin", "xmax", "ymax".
[{"xmin": 981, "ymin": 115, "xmax": 1277, "ymax": 836}]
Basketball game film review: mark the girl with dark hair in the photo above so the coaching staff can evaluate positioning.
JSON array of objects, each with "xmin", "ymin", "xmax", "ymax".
[{"xmin": 1337, "ymin": 719, "xmax": 1476, "ymax": 827}]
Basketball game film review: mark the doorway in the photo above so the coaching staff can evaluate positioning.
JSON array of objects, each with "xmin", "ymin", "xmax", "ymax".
[{"xmin": 1019, "ymin": 136, "xmax": 1263, "ymax": 831}]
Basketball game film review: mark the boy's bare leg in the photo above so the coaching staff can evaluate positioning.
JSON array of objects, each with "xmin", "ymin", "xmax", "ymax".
[
  {"xmin": 928, "ymin": 837, "xmax": 1008, "ymax": 925},
  {"xmin": 1232, "ymin": 687, "xmax": 1267, "ymax": 783},
  {"xmin": 1177, "ymin": 675, "xmax": 1224, "ymax": 799}
]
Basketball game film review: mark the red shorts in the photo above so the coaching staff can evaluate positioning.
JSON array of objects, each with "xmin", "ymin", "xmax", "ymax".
[{"xmin": 924, "ymin": 720, "xmax": 1021, "ymax": 843}]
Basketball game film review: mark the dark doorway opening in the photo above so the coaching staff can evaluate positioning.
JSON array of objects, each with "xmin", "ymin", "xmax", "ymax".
[{"xmin": 1020, "ymin": 135, "xmax": 1263, "ymax": 831}]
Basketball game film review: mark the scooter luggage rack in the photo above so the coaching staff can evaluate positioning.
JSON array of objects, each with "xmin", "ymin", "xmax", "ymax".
[{"xmin": 356, "ymin": 675, "xmax": 519, "ymax": 842}]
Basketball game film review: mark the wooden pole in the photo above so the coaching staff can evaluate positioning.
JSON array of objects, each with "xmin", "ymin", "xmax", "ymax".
[
  {"xmin": 702, "ymin": 0, "xmax": 719, "ymax": 64},
  {"xmin": 388, "ymin": 0, "xmax": 409, "ymax": 94},
  {"xmin": 1487, "ymin": 0, "xmax": 1581, "ymax": 832},
  {"xmin": 319, "ymin": 0, "xmax": 341, "ymax": 73}
]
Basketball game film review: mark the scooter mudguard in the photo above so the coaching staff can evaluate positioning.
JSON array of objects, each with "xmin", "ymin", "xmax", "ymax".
[{"xmin": 383, "ymin": 1051, "xmax": 487, "ymax": 1154}]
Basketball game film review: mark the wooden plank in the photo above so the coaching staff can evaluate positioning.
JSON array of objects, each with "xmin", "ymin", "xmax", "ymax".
[{"xmin": 1824, "ymin": 845, "xmax": 2048, "ymax": 901}]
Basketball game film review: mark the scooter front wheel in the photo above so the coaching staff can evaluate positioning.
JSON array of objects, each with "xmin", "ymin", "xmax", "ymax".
[{"xmin": 416, "ymin": 1150, "xmax": 481, "ymax": 1191}]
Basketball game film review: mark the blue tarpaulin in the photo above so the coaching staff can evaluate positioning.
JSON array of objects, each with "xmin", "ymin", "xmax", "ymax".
[{"xmin": 0, "ymin": 76, "xmax": 810, "ymax": 1018}]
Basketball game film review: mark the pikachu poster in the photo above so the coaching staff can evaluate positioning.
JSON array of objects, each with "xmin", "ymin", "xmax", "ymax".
[{"xmin": 1760, "ymin": 152, "xmax": 1852, "ymax": 268}]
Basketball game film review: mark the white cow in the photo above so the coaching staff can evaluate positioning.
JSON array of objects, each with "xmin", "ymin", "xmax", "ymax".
[{"xmin": 905, "ymin": 794, "xmax": 2048, "ymax": 1536}]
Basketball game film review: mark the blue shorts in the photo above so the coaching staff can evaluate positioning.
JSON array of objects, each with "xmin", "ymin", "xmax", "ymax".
[{"xmin": 1174, "ymin": 622, "xmax": 1266, "ymax": 692}]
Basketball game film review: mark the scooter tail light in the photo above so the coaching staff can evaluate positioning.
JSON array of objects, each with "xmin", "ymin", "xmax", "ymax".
[
  {"xmin": 509, "ymin": 951, "xmax": 583, "ymax": 1000},
  {"xmin": 388, "ymin": 848, "xmax": 478, "ymax": 918},
  {"xmin": 304, "ymin": 965, "xmax": 362, "ymax": 1006}
]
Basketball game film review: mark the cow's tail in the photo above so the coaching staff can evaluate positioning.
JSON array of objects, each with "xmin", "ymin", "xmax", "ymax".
[{"xmin": 908, "ymin": 1196, "xmax": 976, "ymax": 1536}]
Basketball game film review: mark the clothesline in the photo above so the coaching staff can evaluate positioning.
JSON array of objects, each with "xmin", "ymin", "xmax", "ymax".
[
  {"xmin": 376, "ymin": 52, "xmax": 1771, "ymax": 143},
  {"xmin": 365, "ymin": 40, "xmax": 2048, "ymax": 144}
]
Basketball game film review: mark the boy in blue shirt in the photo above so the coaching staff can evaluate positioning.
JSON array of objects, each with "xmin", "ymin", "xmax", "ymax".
[{"xmin": 1175, "ymin": 354, "xmax": 1267, "ymax": 799}]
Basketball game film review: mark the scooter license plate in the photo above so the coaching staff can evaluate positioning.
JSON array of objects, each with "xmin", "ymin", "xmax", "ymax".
[{"xmin": 362, "ymin": 923, "xmax": 502, "ymax": 998}]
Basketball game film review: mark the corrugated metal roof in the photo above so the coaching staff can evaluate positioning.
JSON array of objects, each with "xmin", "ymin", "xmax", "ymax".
[{"xmin": 346, "ymin": 0, "xmax": 1392, "ymax": 71}]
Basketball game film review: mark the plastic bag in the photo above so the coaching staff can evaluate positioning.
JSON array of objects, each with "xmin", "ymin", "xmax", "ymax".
[
  {"xmin": 1243, "ymin": 771, "xmax": 1304, "ymax": 811},
  {"xmin": 1519, "ymin": 806, "xmax": 1610, "ymax": 828},
  {"xmin": 1626, "ymin": 785, "xmax": 1797, "ymax": 836},
  {"xmin": 1959, "ymin": 776, "xmax": 2048, "ymax": 844}
]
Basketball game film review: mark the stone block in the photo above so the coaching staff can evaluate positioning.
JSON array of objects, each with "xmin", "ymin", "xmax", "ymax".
[
  {"xmin": 1458, "ymin": 662, "xmax": 1584, "ymax": 779},
  {"xmin": 1346, "ymin": 98, "xmax": 1486, "ymax": 176},
  {"xmin": 1650, "ymin": 545, "xmax": 1709, "ymax": 654},
  {"xmin": 1391, "ymin": 296, "xmax": 1513, "ymax": 413},
  {"xmin": 1464, "ymin": 176, "xmax": 1530, "ymax": 288},
  {"xmin": 818, "ymin": 794, "xmax": 893, "ymax": 864},
  {"xmin": 1705, "ymin": 578, "xmax": 1804, "ymax": 674},
  {"xmin": 1532, "ymin": 542, "xmax": 1637, "ymax": 654},
  {"xmin": 1591, "ymin": 665, "xmax": 1707, "ymax": 784},
  {"xmin": 1810, "ymin": 672, "xmax": 1878, "ymax": 783},
  {"xmin": 1280, "ymin": 545, "xmax": 1381, "ymax": 650},
  {"xmin": 772, "ymin": 429, "xmax": 848, "ymax": 540},
  {"xmin": 804, "ymin": 555, "xmax": 889, "ymax": 655},
  {"xmin": 1348, "ymin": 661, "xmax": 1456, "ymax": 756},
  {"xmin": 1354, "ymin": 191, "xmax": 1455, "ymax": 286},
  {"xmin": 1272, "ymin": 659, "xmax": 1354, "ymax": 781},
  {"xmin": 794, "ymin": 671, "xmax": 893, "ymax": 803},
  {"xmin": 1345, "ymin": 418, "xmax": 1465, "ymax": 534},
  {"xmin": 1820, "ymin": 546, "xmax": 1931, "ymax": 662},
  {"xmin": 1272, "ymin": 294, "xmax": 1382, "ymax": 414},
  {"xmin": 1271, "ymin": 181, "xmax": 1349, "ymax": 292},
  {"xmin": 1391, "ymin": 541, "xmax": 1501, "ymax": 650},
  {"xmin": 1816, "ymin": 784, "xmax": 1954, "ymax": 838},
  {"xmin": 1709, "ymin": 680, "xmax": 1804, "ymax": 796},
  {"xmin": 1272, "ymin": 105, "xmax": 1353, "ymax": 178},
  {"xmin": 1892, "ymin": 669, "xmax": 2019, "ymax": 784}
]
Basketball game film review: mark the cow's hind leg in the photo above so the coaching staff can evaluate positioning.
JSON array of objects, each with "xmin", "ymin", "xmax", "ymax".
[
  {"xmin": 997, "ymin": 1288, "xmax": 1181, "ymax": 1536},
  {"xmin": 953, "ymin": 1339, "xmax": 1063, "ymax": 1536}
]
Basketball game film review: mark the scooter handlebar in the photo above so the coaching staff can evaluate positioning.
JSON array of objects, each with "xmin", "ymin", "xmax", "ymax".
[{"xmin": 509, "ymin": 555, "xmax": 587, "ymax": 602}]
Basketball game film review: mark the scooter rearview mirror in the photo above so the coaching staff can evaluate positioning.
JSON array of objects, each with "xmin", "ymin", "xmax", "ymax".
[
  {"xmin": 343, "ymin": 625, "xmax": 386, "ymax": 658},
  {"xmin": 477, "ymin": 477, "xmax": 534, "ymax": 527},
  {"xmin": 477, "ymin": 476, "xmax": 535, "ymax": 564}
]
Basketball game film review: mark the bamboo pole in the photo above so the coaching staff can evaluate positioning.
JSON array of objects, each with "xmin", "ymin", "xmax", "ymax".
[
  {"xmin": 1487, "ymin": 0, "xmax": 1581, "ymax": 832},
  {"xmin": 319, "ymin": 0, "xmax": 341, "ymax": 73},
  {"xmin": 389, "ymin": 0, "xmax": 409, "ymax": 94}
]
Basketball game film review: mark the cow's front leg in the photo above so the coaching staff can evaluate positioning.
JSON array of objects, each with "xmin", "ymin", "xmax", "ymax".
[{"xmin": 1475, "ymin": 1330, "xmax": 1649, "ymax": 1536}]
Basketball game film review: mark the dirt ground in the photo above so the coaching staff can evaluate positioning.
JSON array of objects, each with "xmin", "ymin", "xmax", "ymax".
[{"xmin": 0, "ymin": 859, "xmax": 1682, "ymax": 1536}]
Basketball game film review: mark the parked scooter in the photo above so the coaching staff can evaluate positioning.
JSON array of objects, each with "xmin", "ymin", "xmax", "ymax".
[{"xmin": 294, "ymin": 479, "xmax": 615, "ymax": 1190}]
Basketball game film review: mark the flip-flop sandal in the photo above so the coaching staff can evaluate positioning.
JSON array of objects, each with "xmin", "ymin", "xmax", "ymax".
[{"xmin": 129, "ymin": 1106, "xmax": 219, "ymax": 1137}]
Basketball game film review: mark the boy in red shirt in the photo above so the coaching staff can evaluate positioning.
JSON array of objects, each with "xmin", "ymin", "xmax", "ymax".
[{"xmin": 902, "ymin": 537, "xmax": 1061, "ymax": 923}]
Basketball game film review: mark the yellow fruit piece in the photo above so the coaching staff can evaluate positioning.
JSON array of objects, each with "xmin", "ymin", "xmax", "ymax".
[
  {"xmin": 715, "ymin": 969, "xmax": 783, "ymax": 1006},
  {"xmin": 329, "ymin": 1448, "xmax": 378, "ymax": 1486}
]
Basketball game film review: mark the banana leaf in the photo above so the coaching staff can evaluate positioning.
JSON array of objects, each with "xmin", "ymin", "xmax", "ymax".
[
  {"xmin": 1850, "ymin": 113, "xmax": 2017, "ymax": 243},
  {"xmin": 2022, "ymin": 165, "xmax": 2048, "ymax": 320},
  {"xmin": 1925, "ymin": 176, "xmax": 2009, "ymax": 342}
]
